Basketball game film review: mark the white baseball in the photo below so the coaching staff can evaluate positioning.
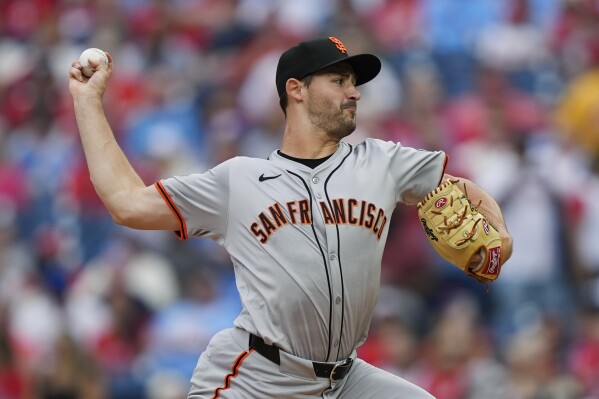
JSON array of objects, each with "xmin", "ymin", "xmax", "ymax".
[{"xmin": 79, "ymin": 48, "xmax": 109, "ymax": 78}]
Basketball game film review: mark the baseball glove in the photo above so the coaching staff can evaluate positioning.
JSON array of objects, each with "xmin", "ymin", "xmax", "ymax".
[{"xmin": 417, "ymin": 179, "xmax": 503, "ymax": 283}]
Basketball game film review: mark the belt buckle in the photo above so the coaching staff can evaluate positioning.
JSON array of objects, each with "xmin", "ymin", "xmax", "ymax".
[
  {"xmin": 329, "ymin": 362, "xmax": 341, "ymax": 383},
  {"xmin": 329, "ymin": 358, "xmax": 352, "ymax": 382}
]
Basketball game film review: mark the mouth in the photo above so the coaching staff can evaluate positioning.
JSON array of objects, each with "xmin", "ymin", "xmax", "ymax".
[{"xmin": 342, "ymin": 101, "xmax": 357, "ymax": 113}]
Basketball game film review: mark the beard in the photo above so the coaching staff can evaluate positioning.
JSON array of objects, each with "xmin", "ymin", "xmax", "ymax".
[{"xmin": 307, "ymin": 97, "xmax": 357, "ymax": 141}]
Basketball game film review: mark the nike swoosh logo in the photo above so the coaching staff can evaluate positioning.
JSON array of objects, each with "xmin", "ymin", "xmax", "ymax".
[{"xmin": 259, "ymin": 173, "xmax": 282, "ymax": 182}]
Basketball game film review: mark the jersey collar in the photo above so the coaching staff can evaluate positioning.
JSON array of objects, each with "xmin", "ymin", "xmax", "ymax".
[{"xmin": 268, "ymin": 142, "xmax": 351, "ymax": 172}]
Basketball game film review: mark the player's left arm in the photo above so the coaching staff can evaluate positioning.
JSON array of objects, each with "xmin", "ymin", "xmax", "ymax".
[{"xmin": 442, "ymin": 173, "xmax": 513, "ymax": 265}]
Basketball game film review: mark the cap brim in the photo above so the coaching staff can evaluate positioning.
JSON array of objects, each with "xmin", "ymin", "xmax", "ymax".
[
  {"xmin": 346, "ymin": 54, "xmax": 382, "ymax": 86},
  {"xmin": 306, "ymin": 53, "xmax": 381, "ymax": 87}
]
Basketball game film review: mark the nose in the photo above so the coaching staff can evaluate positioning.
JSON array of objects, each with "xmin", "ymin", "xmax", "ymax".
[{"xmin": 347, "ymin": 84, "xmax": 360, "ymax": 101}]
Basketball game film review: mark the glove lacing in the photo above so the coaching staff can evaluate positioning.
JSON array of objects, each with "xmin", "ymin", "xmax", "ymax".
[{"xmin": 430, "ymin": 181, "xmax": 484, "ymax": 245}]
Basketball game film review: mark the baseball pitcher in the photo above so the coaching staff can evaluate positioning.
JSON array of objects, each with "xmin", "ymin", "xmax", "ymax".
[{"xmin": 69, "ymin": 37, "xmax": 512, "ymax": 398}]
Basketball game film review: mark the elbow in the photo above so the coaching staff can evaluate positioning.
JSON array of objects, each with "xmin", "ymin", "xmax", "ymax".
[
  {"xmin": 111, "ymin": 210, "xmax": 142, "ymax": 228},
  {"xmin": 109, "ymin": 209, "xmax": 129, "ymax": 227},
  {"xmin": 92, "ymin": 186, "xmax": 142, "ymax": 228},
  {"xmin": 89, "ymin": 184, "xmax": 128, "ymax": 226},
  {"xmin": 107, "ymin": 206, "xmax": 138, "ymax": 228},
  {"xmin": 111, "ymin": 212, "xmax": 128, "ymax": 227}
]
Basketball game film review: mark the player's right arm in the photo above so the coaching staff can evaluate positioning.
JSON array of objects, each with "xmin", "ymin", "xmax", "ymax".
[{"xmin": 68, "ymin": 53, "xmax": 179, "ymax": 231}]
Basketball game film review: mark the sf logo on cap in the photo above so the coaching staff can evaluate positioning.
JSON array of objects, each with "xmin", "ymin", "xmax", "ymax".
[{"xmin": 329, "ymin": 37, "xmax": 347, "ymax": 53}]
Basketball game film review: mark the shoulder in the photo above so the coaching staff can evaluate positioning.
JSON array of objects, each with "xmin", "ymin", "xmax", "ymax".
[
  {"xmin": 167, "ymin": 157, "xmax": 265, "ymax": 182},
  {"xmin": 212, "ymin": 156, "xmax": 269, "ymax": 171},
  {"xmin": 354, "ymin": 138, "xmax": 443, "ymax": 157},
  {"xmin": 353, "ymin": 138, "xmax": 407, "ymax": 152},
  {"xmin": 208, "ymin": 156, "xmax": 276, "ymax": 184},
  {"xmin": 352, "ymin": 138, "xmax": 411, "ymax": 158},
  {"xmin": 350, "ymin": 139, "xmax": 446, "ymax": 177}
]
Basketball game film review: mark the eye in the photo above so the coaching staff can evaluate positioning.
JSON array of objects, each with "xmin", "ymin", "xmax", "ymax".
[{"xmin": 334, "ymin": 78, "xmax": 344, "ymax": 85}]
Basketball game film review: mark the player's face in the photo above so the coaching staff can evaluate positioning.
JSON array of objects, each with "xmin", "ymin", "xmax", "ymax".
[{"xmin": 305, "ymin": 64, "xmax": 360, "ymax": 141}]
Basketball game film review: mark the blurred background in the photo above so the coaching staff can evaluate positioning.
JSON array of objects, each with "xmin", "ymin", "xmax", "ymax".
[{"xmin": 1, "ymin": 0, "xmax": 599, "ymax": 398}]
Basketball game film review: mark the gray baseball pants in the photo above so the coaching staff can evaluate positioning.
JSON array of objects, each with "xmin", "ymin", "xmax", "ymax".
[{"xmin": 187, "ymin": 327, "xmax": 435, "ymax": 399}]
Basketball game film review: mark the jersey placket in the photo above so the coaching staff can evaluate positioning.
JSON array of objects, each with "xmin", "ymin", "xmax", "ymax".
[{"xmin": 310, "ymin": 171, "xmax": 345, "ymax": 363}]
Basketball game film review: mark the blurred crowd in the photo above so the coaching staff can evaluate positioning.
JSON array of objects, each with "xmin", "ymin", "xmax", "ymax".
[{"xmin": 1, "ymin": 0, "xmax": 599, "ymax": 398}]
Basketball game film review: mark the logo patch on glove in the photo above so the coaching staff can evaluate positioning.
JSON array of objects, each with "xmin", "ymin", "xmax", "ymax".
[
  {"xmin": 435, "ymin": 198, "xmax": 447, "ymax": 208},
  {"xmin": 482, "ymin": 246, "xmax": 502, "ymax": 276}
]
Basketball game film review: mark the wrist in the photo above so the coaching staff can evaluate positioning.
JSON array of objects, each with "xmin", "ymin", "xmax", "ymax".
[{"xmin": 73, "ymin": 95, "xmax": 104, "ymax": 110}]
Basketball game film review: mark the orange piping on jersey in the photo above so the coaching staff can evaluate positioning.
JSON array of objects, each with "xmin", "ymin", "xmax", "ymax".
[
  {"xmin": 154, "ymin": 181, "xmax": 188, "ymax": 240},
  {"xmin": 211, "ymin": 350, "xmax": 252, "ymax": 399}
]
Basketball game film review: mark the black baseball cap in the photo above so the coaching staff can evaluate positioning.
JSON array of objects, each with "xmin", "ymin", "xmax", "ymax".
[{"xmin": 276, "ymin": 37, "xmax": 381, "ymax": 97}]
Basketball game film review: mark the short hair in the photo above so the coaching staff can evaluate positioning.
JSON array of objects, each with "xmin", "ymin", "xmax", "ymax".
[{"xmin": 279, "ymin": 75, "xmax": 313, "ymax": 116}]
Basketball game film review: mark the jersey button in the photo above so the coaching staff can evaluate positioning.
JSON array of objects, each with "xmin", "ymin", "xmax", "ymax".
[
  {"xmin": 329, "ymin": 253, "xmax": 336, "ymax": 261},
  {"xmin": 334, "ymin": 339, "xmax": 339, "ymax": 347},
  {"xmin": 316, "ymin": 192, "xmax": 322, "ymax": 199},
  {"xmin": 312, "ymin": 177, "xmax": 319, "ymax": 184},
  {"xmin": 335, "ymin": 296, "xmax": 341, "ymax": 304}
]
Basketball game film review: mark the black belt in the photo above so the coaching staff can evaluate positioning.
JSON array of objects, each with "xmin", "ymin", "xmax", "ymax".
[{"xmin": 249, "ymin": 333, "xmax": 353, "ymax": 380}]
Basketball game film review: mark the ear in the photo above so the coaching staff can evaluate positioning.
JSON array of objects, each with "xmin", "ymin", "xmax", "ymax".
[{"xmin": 286, "ymin": 78, "xmax": 304, "ymax": 102}]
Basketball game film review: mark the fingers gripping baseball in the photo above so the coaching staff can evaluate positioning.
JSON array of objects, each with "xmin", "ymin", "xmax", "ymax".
[{"xmin": 69, "ymin": 49, "xmax": 113, "ymax": 101}]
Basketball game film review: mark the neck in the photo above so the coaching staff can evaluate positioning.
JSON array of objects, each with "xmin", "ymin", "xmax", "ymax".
[
  {"xmin": 280, "ymin": 130, "xmax": 340, "ymax": 159},
  {"xmin": 280, "ymin": 114, "xmax": 340, "ymax": 159}
]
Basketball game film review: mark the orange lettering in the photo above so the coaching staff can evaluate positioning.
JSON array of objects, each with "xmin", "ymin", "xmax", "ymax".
[{"xmin": 329, "ymin": 37, "xmax": 347, "ymax": 54}]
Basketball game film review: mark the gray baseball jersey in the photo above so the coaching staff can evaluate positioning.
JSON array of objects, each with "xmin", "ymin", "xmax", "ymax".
[{"xmin": 156, "ymin": 139, "xmax": 446, "ymax": 366}]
